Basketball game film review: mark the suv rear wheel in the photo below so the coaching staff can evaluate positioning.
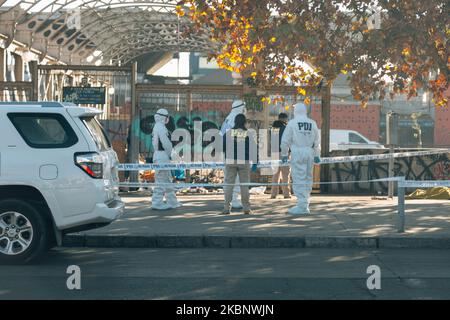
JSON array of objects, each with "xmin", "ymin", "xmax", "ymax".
[{"xmin": 0, "ymin": 199, "xmax": 50, "ymax": 264}]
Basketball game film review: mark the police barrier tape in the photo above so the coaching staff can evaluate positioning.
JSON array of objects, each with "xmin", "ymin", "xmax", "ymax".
[
  {"xmin": 117, "ymin": 148, "xmax": 450, "ymax": 171},
  {"xmin": 399, "ymin": 180, "xmax": 450, "ymax": 188},
  {"xmin": 119, "ymin": 177, "xmax": 402, "ymax": 188}
]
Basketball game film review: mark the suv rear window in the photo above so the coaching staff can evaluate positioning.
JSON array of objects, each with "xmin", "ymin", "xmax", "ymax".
[
  {"xmin": 8, "ymin": 113, "xmax": 78, "ymax": 148},
  {"xmin": 82, "ymin": 117, "xmax": 111, "ymax": 151}
]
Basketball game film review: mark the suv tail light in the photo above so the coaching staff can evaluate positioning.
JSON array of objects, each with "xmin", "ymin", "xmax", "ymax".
[{"xmin": 75, "ymin": 152, "xmax": 103, "ymax": 179}]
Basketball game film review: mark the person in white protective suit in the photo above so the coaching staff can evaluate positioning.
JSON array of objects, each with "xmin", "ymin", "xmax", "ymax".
[
  {"xmin": 151, "ymin": 108, "xmax": 182, "ymax": 210},
  {"xmin": 220, "ymin": 100, "xmax": 247, "ymax": 209},
  {"xmin": 280, "ymin": 103, "xmax": 321, "ymax": 214}
]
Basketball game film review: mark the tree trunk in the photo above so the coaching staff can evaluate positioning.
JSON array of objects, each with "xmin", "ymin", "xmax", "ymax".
[{"xmin": 320, "ymin": 81, "xmax": 332, "ymax": 193}]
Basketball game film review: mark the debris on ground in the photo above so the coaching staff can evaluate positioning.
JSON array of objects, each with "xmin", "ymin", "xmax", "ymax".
[
  {"xmin": 250, "ymin": 186, "xmax": 267, "ymax": 195},
  {"xmin": 407, "ymin": 187, "xmax": 450, "ymax": 200}
]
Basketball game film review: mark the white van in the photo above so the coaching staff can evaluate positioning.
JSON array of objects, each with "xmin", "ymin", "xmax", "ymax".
[
  {"xmin": 319, "ymin": 129, "xmax": 385, "ymax": 152},
  {"xmin": 0, "ymin": 102, "xmax": 124, "ymax": 264}
]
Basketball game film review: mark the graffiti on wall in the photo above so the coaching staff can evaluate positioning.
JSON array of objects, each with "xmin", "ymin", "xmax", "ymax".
[
  {"xmin": 432, "ymin": 160, "xmax": 450, "ymax": 180},
  {"xmin": 330, "ymin": 149, "xmax": 450, "ymax": 194},
  {"xmin": 102, "ymin": 114, "xmax": 222, "ymax": 156}
]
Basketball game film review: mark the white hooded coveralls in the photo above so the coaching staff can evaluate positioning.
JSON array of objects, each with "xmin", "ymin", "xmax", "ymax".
[
  {"xmin": 220, "ymin": 100, "xmax": 246, "ymax": 208},
  {"xmin": 152, "ymin": 108, "xmax": 180, "ymax": 210},
  {"xmin": 280, "ymin": 103, "xmax": 320, "ymax": 213},
  {"xmin": 220, "ymin": 100, "xmax": 247, "ymax": 135}
]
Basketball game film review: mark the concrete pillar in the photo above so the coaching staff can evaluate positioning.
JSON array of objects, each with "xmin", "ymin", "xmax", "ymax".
[
  {"xmin": 45, "ymin": 73, "xmax": 53, "ymax": 101},
  {"xmin": 29, "ymin": 61, "xmax": 39, "ymax": 101},
  {"xmin": 13, "ymin": 53, "xmax": 24, "ymax": 101},
  {"xmin": 13, "ymin": 53, "xmax": 23, "ymax": 81},
  {"xmin": 0, "ymin": 48, "xmax": 5, "ymax": 81}
]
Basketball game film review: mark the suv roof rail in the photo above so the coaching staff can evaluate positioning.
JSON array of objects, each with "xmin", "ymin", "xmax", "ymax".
[{"xmin": 0, "ymin": 101, "xmax": 68, "ymax": 108}]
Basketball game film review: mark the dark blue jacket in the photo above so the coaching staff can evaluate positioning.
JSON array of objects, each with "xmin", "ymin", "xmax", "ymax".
[{"xmin": 223, "ymin": 128, "xmax": 258, "ymax": 163}]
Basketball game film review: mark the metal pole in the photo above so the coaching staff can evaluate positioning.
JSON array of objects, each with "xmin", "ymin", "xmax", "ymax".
[
  {"xmin": 388, "ymin": 144, "xmax": 395, "ymax": 199},
  {"xmin": 397, "ymin": 177, "xmax": 405, "ymax": 233},
  {"xmin": 386, "ymin": 111, "xmax": 398, "ymax": 199},
  {"xmin": 185, "ymin": 90, "xmax": 192, "ymax": 183},
  {"xmin": 129, "ymin": 61, "xmax": 139, "ymax": 183}
]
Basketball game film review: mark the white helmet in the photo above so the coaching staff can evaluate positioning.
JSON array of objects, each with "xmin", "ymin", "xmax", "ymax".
[{"xmin": 155, "ymin": 108, "xmax": 169, "ymax": 124}]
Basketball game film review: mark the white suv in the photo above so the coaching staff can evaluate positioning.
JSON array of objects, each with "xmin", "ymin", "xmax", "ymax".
[{"xmin": 0, "ymin": 102, "xmax": 124, "ymax": 264}]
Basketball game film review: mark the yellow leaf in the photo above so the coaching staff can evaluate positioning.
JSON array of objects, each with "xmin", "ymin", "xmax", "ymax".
[
  {"xmin": 285, "ymin": 105, "xmax": 290, "ymax": 111},
  {"xmin": 250, "ymin": 72, "xmax": 257, "ymax": 78},
  {"xmin": 270, "ymin": 37, "xmax": 277, "ymax": 43},
  {"xmin": 341, "ymin": 70, "xmax": 348, "ymax": 75},
  {"xmin": 304, "ymin": 97, "xmax": 311, "ymax": 105},
  {"xmin": 175, "ymin": 5, "xmax": 185, "ymax": 17},
  {"xmin": 402, "ymin": 47, "xmax": 411, "ymax": 57},
  {"xmin": 297, "ymin": 87, "xmax": 306, "ymax": 96}
]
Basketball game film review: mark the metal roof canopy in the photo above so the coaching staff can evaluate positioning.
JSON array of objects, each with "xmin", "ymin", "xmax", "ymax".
[{"xmin": 0, "ymin": 0, "xmax": 211, "ymax": 65}]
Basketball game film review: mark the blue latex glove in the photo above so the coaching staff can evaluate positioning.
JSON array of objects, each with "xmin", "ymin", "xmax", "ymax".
[
  {"xmin": 281, "ymin": 156, "xmax": 289, "ymax": 164},
  {"xmin": 251, "ymin": 164, "xmax": 258, "ymax": 172},
  {"xmin": 314, "ymin": 156, "xmax": 321, "ymax": 164}
]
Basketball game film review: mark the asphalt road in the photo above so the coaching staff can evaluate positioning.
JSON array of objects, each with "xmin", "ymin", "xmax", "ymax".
[{"xmin": 1, "ymin": 248, "xmax": 450, "ymax": 300}]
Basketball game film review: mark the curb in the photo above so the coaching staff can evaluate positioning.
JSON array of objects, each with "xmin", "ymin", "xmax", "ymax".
[{"xmin": 62, "ymin": 234, "xmax": 450, "ymax": 249}]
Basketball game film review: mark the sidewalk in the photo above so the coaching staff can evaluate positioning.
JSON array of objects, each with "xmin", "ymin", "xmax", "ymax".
[{"xmin": 63, "ymin": 193, "xmax": 450, "ymax": 249}]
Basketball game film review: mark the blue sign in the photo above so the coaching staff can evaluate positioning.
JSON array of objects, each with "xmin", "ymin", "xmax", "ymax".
[{"xmin": 63, "ymin": 87, "xmax": 106, "ymax": 104}]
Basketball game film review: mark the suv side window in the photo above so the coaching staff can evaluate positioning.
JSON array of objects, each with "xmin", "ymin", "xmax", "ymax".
[
  {"xmin": 349, "ymin": 132, "xmax": 368, "ymax": 144},
  {"xmin": 81, "ymin": 117, "xmax": 111, "ymax": 151},
  {"xmin": 8, "ymin": 113, "xmax": 78, "ymax": 148}
]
